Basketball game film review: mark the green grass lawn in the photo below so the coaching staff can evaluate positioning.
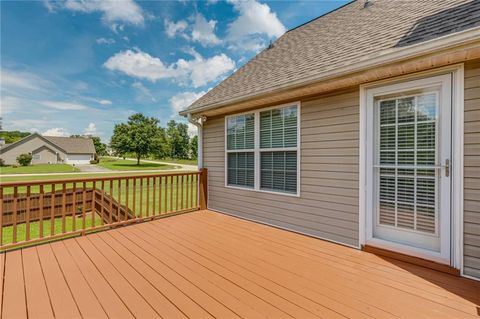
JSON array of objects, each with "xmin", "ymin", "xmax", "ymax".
[
  {"xmin": 0, "ymin": 164, "xmax": 79, "ymax": 175},
  {"xmin": 98, "ymin": 158, "xmax": 177, "ymax": 171},
  {"xmin": 2, "ymin": 216, "xmax": 102, "ymax": 245}
]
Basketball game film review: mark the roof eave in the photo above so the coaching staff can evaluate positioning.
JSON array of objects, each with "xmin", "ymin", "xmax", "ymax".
[{"xmin": 179, "ymin": 26, "xmax": 480, "ymax": 117}]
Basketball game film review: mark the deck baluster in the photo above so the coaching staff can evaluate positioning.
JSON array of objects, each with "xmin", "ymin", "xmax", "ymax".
[
  {"xmin": 152, "ymin": 177, "xmax": 156, "ymax": 216},
  {"xmin": 125, "ymin": 179, "xmax": 129, "ymax": 222},
  {"xmin": 82, "ymin": 182, "xmax": 87, "ymax": 231},
  {"xmin": 91, "ymin": 181, "xmax": 96, "ymax": 228},
  {"xmin": 50, "ymin": 184, "xmax": 55, "ymax": 236},
  {"xmin": 25, "ymin": 186, "xmax": 31, "ymax": 241},
  {"xmin": 61, "ymin": 183, "xmax": 67, "ymax": 233},
  {"xmin": 12, "ymin": 187, "xmax": 18, "ymax": 243},
  {"xmin": 39, "ymin": 185, "xmax": 44, "ymax": 238},
  {"xmin": 146, "ymin": 177, "xmax": 150, "ymax": 217},
  {"xmin": 101, "ymin": 180, "xmax": 105, "ymax": 226},
  {"xmin": 72, "ymin": 183, "xmax": 77, "ymax": 232},
  {"xmin": 139, "ymin": 178, "xmax": 143, "ymax": 218}
]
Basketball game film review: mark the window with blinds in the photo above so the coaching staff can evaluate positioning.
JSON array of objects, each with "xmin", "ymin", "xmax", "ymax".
[
  {"xmin": 227, "ymin": 114, "xmax": 254, "ymax": 150},
  {"xmin": 260, "ymin": 151, "xmax": 297, "ymax": 193},
  {"xmin": 227, "ymin": 152, "xmax": 254, "ymax": 188},
  {"xmin": 225, "ymin": 104, "xmax": 299, "ymax": 195},
  {"xmin": 226, "ymin": 113, "xmax": 255, "ymax": 188}
]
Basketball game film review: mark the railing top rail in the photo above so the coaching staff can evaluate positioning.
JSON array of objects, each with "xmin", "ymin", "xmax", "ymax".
[{"xmin": 0, "ymin": 170, "xmax": 201, "ymax": 188}]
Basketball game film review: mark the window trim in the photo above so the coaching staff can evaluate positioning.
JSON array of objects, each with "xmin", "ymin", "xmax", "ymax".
[{"xmin": 224, "ymin": 101, "xmax": 301, "ymax": 197}]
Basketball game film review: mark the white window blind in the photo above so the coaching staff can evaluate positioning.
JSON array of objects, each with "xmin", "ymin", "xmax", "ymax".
[
  {"xmin": 377, "ymin": 93, "xmax": 437, "ymax": 233},
  {"xmin": 227, "ymin": 152, "xmax": 254, "ymax": 188},
  {"xmin": 227, "ymin": 114, "xmax": 254, "ymax": 150},
  {"xmin": 226, "ymin": 113, "xmax": 255, "ymax": 188},
  {"xmin": 225, "ymin": 104, "xmax": 299, "ymax": 195}
]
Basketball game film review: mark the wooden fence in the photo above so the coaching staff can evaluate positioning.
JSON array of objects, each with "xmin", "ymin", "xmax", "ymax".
[{"xmin": 0, "ymin": 169, "xmax": 207, "ymax": 250}]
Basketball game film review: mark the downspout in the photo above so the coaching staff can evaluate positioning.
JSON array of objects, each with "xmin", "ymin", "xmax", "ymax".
[{"xmin": 187, "ymin": 113, "xmax": 203, "ymax": 169}]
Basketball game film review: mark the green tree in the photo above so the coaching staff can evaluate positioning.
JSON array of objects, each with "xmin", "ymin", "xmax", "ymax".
[
  {"xmin": 17, "ymin": 153, "xmax": 32, "ymax": 166},
  {"xmin": 189, "ymin": 135, "xmax": 198, "ymax": 159},
  {"xmin": 110, "ymin": 113, "xmax": 162, "ymax": 165},
  {"xmin": 166, "ymin": 120, "xmax": 190, "ymax": 159},
  {"xmin": 91, "ymin": 136, "xmax": 107, "ymax": 156},
  {"xmin": 150, "ymin": 127, "xmax": 169, "ymax": 160},
  {"xmin": 0, "ymin": 130, "xmax": 30, "ymax": 143}
]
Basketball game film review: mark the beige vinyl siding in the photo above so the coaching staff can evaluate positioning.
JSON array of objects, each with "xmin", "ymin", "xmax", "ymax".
[
  {"xmin": 464, "ymin": 59, "xmax": 480, "ymax": 278},
  {"xmin": 203, "ymin": 88, "xmax": 360, "ymax": 247}
]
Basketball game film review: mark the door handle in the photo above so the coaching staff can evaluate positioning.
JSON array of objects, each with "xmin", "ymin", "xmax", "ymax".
[{"xmin": 445, "ymin": 159, "xmax": 450, "ymax": 177}]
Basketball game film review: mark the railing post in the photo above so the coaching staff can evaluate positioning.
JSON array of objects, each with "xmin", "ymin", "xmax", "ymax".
[{"xmin": 199, "ymin": 168, "xmax": 208, "ymax": 210}]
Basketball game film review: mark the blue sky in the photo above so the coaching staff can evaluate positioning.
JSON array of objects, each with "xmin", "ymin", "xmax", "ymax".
[{"xmin": 1, "ymin": 0, "xmax": 349, "ymax": 142}]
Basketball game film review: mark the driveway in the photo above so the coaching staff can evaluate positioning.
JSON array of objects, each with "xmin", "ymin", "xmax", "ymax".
[
  {"xmin": 111, "ymin": 157, "xmax": 198, "ymax": 171},
  {"xmin": 75, "ymin": 164, "xmax": 112, "ymax": 172}
]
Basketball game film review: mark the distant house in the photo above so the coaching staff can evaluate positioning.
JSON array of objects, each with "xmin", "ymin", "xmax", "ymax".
[{"xmin": 0, "ymin": 133, "xmax": 96, "ymax": 165}]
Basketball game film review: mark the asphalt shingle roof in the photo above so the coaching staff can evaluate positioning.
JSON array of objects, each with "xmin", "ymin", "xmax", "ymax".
[
  {"xmin": 44, "ymin": 136, "xmax": 96, "ymax": 154},
  {"xmin": 185, "ymin": 0, "xmax": 480, "ymax": 113}
]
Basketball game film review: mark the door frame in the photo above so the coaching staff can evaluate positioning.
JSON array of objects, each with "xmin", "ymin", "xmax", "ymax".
[{"xmin": 359, "ymin": 64, "xmax": 464, "ymax": 270}]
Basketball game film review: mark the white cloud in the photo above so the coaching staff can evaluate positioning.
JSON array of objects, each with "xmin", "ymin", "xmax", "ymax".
[
  {"xmin": 40, "ymin": 100, "xmax": 88, "ymax": 110},
  {"xmin": 165, "ymin": 14, "xmax": 220, "ymax": 47},
  {"xmin": 45, "ymin": 0, "xmax": 145, "ymax": 30},
  {"xmin": 43, "ymin": 127, "xmax": 69, "ymax": 137},
  {"xmin": 84, "ymin": 122, "xmax": 97, "ymax": 135},
  {"xmin": 1, "ymin": 69, "xmax": 51, "ymax": 91},
  {"xmin": 104, "ymin": 48, "xmax": 234, "ymax": 88},
  {"xmin": 226, "ymin": 0, "xmax": 286, "ymax": 51},
  {"xmin": 169, "ymin": 91, "xmax": 206, "ymax": 113},
  {"xmin": 187, "ymin": 123, "xmax": 197, "ymax": 137},
  {"xmin": 96, "ymin": 37, "xmax": 115, "ymax": 45},
  {"xmin": 165, "ymin": 19, "xmax": 188, "ymax": 38},
  {"xmin": 191, "ymin": 14, "xmax": 221, "ymax": 46},
  {"xmin": 98, "ymin": 99, "xmax": 112, "ymax": 105},
  {"xmin": 132, "ymin": 81, "xmax": 156, "ymax": 102},
  {"xmin": 1, "ymin": 96, "xmax": 24, "ymax": 115}
]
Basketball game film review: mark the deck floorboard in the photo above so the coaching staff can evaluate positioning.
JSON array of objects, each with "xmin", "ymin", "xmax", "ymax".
[{"xmin": 1, "ymin": 210, "xmax": 479, "ymax": 318}]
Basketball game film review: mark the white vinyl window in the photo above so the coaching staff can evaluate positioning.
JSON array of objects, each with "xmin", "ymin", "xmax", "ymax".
[
  {"xmin": 32, "ymin": 154, "xmax": 41, "ymax": 160},
  {"xmin": 225, "ymin": 103, "xmax": 300, "ymax": 196},
  {"xmin": 226, "ymin": 114, "xmax": 255, "ymax": 188}
]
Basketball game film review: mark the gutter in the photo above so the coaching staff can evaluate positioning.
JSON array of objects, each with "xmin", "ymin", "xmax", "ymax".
[
  {"xmin": 187, "ymin": 114, "xmax": 203, "ymax": 169},
  {"xmin": 179, "ymin": 26, "xmax": 480, "ymax": 117}
]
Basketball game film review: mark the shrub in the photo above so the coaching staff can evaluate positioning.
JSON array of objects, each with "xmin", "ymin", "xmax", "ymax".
[
  {"xmin": 90, "ymin": 159, "xmax": 99, "ymax": 164},
  {"xmin": 0, "ymin": 158, "xmax": 5, "ymax": 167},
  {"xmin": 16, "ymin": 153, "xmax": 33, "ymax": 166}
]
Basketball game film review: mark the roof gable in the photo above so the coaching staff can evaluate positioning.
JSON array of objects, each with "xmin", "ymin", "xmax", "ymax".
[
  {"xmin": 184, "ymin": 0, "xmax": 480, "ymax": 114},
  {"xmin": 0, "ymin": 133, "xmax": 66, "ymax": 154},
  {"xmin": 0, "ymin": 133, "xmax": 96, "ymax": 155}
]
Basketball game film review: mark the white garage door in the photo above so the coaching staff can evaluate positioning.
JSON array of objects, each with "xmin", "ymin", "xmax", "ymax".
[{"xmin": 66, "ymin": 154, "xmax": 92, "ymax": 164}]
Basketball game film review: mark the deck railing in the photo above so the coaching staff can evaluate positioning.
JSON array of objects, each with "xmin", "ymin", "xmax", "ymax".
[{"xmin": 0, "ymin": 169, "xmax": 208, "ymax": 251}]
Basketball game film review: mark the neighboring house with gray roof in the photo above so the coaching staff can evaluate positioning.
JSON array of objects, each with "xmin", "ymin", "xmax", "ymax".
[
  {"xmin": 181, "ymin": 0, "xmax": 480, "ymax": 280},
  {"xmin": 0, "ymin": 133, "xmax": 96, "ymax": 165}
]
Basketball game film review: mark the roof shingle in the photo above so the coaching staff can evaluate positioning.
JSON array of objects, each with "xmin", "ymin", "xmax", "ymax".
[
  {"xmin": 185, "ymin": 0, "xmax": 480, "ymax": 113},
  {"xmin": 44, "ymin": 136, "xmax": 96, "ymax": 154}
]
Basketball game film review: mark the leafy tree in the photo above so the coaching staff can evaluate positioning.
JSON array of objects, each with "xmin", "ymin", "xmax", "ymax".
[
  {"xmin": 150, "ymin": 127, "xmax": 169, "ymax": 160},
  {"xmin": 189, "ymin": 135, "xmax": 198, "ymax": 159},
  {"xmin": 110, "ymin": 113, "xmax": 162, "ymax": 165},
  {"xmin": 0, "ymin": 130, "xmax": 30, "ymax": 144},
  {"xmin": 91, "ymin": 136, "xmax": 107, "ymax": 156},
  {"xmin": 17, "ymin": 153, "xmax": 32, "ymax": 166},
  {"xmin": 166, "ymin": 120, "xmax": 190, "ymax": 159}
]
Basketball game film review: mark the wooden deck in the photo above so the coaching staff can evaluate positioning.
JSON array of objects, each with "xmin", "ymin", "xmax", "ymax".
[{"xmin": 1, "ymin": 210, "xmax": 479, "ymax": 319}]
